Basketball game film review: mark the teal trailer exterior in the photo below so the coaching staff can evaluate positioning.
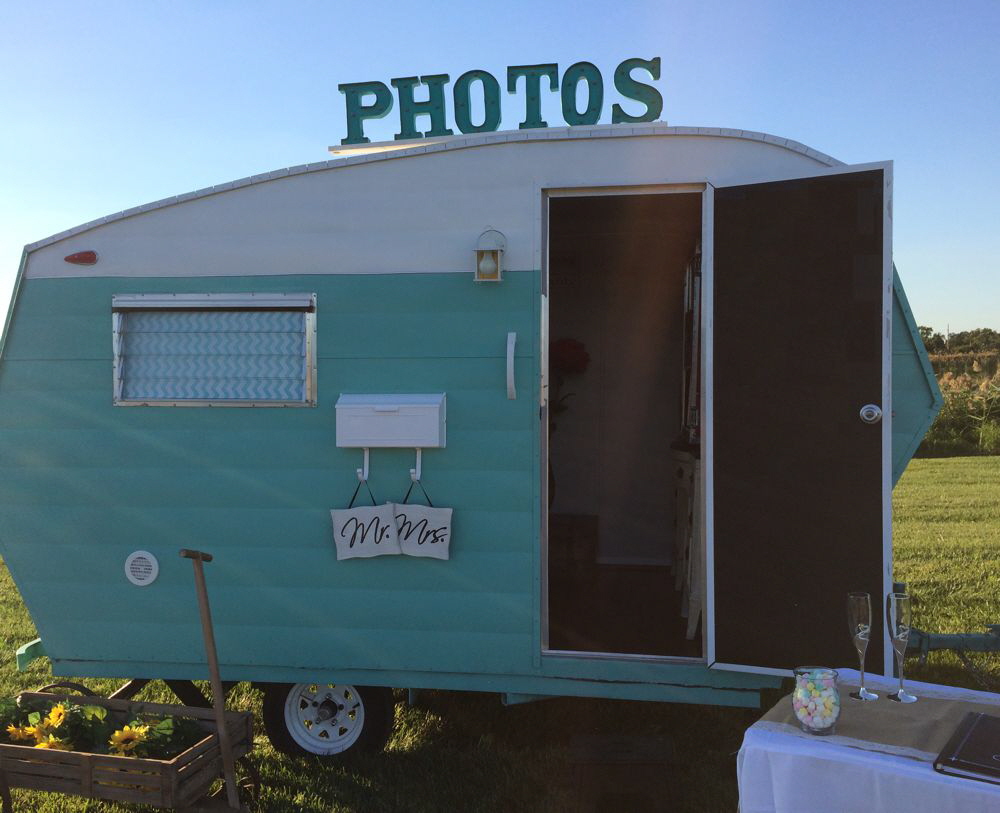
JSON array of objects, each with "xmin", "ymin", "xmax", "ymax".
[{"xmin": 0, "ymin": 126, "xmax": 940, "ymax": 733}]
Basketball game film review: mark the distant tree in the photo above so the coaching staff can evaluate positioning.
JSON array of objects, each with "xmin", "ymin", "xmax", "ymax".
[
  {"xmin": 947, "ymin": 328, "xmax": 1000, "ymax": 354},
  {"xmin": 918, "ymin": 325, "xmax": 947, "ymax": 354}
]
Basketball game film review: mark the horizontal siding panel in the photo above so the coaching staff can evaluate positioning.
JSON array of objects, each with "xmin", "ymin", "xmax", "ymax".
[
  {"xmin": 0, "ymin": 467, "xmax": 535, "ymax": 510},
  {"xmin": 0, "ymin": 357, "xmax": 530, "ymax": 394},
  {"xmin": 13, "ymin": 581, "xmax": 531, "ymax": 635},
  {"xmin": 4, "ymin": 276, "xmax": 538, "ymax": 361},
  {"xmin": 39, "ymin": 619, "xmax": 533, "ymax": 673},
  {"xmin": 327, "ymin": 356, "xmax": 533, "ymax": 390},
  {"xmin": 0, "ymin": 427, "xmax": 531, "ymax": 470},
  {"xmin": 314, "ymin": 312, "xmax": 535, "ymax": 359},
  {"xmin": 0, "ymin": 363, "xmax": 538, "ymax": 432},
  {"xmin": 5, "ymin": 317, "xmax": 533, "ymax": 361},
  {"xmin": 0, "ymin": 503, "xmax": 538, "ymax": 560},
  {"xmin": 0, "ymin": 360, "xmax": 110, "ymax": 392},
  {"xmin": 7, "ymin": 274, "xmax": 535, "ymax": 318},
  {"xmin": 3, "ymin": 534, "xmax": 533, "ymax": 589},
  {"xmin": 320, "ymin": 277, "xmax": 535, "ymax": 315},
  {"xmin": 4, "ymin": 316, "xmax": 110, "ymax": 360}
]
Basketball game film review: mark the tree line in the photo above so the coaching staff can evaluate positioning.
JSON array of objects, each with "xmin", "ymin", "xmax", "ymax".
[{"xmin": 918, "ymin": 326, "xmax": 1000, "ymax": 355}]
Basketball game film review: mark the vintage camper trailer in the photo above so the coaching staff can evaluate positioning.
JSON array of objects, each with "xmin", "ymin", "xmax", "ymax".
[{"xmin": 0, "ymin": 124, "xmax": 940, "ymax": 757}]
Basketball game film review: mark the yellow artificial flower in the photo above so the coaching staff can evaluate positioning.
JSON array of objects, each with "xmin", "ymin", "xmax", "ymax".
[
  {"xmin": 45, "ymin": 703, "xmax": 67, "ymax": 729},
  {"xmin": 109, "ymin": 724, "xmax": 149, "ymax": 755},
  {"xmin": 28, "ymin": 724, "xmax": 51, "ymax": 743},
  {"xmin": 34, "ymin": 734, "xmax": 72, "ymax": 750},
  {"xmin": 6, "ymin": 723, "xmax": 35, "ymax": 742}
]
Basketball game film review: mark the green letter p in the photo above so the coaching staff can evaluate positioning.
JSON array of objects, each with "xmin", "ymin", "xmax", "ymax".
[{"xmin": 339, "ymin": 81, "xmax": 394, "ymax": 145}]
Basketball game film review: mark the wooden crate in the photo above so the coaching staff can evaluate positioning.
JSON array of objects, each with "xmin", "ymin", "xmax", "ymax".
[{"xmin": 0, "ymin": 692, "xmax": 253, "ymax": 809}]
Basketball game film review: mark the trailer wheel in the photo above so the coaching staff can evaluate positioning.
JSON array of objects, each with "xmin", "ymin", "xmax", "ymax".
[{"xmin": 261, "ymin": 682, "xmax": 393, "ymax": 759}]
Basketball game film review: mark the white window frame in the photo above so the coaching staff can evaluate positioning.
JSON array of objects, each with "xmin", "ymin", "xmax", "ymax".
[{"xmin": 112, "ymin": 292, "xmax": 317, "ymax": 407}]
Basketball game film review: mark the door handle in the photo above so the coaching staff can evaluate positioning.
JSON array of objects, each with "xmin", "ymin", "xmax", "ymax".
[
  {"xmin": 507, "ymin": 332, "xmax": 517, "ymax": 400},
  {"xmin": 859, "ymin": 404, "xmax": 882, "ymax": 424}
]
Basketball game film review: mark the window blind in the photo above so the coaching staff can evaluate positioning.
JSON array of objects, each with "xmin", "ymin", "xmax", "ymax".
[{"xmin": 119, "ymin": 310, "xmax": 308, "ymax": 402}]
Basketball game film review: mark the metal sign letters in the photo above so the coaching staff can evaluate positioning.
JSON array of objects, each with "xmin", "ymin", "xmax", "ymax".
[{"xmin": 338, "ymin": 57, "xmax": 662, "ymax": 145}]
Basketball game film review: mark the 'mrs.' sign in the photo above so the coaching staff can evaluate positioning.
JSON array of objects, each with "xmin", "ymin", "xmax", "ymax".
[{"xmin": 338, "ymin": 58, "xmax": 663, "ymax": 145}]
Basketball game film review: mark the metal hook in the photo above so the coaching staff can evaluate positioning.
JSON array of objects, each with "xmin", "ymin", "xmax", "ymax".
[
  {"xmin": 357, "ymin": 448, "xmax": 370, "ymax": 483},
  {"xmin": 410, "ymin": 448, "xmax": 422, "ymax": 483}
]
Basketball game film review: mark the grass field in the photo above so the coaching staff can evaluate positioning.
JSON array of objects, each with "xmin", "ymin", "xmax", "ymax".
[
  {"xmin": 0, "ymin": 456, "xmax": 997, "ymax": 811},
  {"xmin": 893, "ymin": 456, "xmax": 1000, "ymax": 689}
]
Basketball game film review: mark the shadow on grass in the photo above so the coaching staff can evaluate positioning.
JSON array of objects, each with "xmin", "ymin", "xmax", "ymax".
[{"xmin": 253, "ymin": 691, "xmax": 771, "ymax": 813}]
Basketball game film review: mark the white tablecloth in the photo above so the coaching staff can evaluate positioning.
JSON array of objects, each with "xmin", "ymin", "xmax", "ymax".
[{"xmin": 738, "ymin": 670, "xmax": 1000, "ymax": 813}]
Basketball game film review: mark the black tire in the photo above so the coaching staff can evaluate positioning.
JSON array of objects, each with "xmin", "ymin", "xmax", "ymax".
[{"xmin": 260, "ymin": 682, "xmax": 393, "ymax": 759}]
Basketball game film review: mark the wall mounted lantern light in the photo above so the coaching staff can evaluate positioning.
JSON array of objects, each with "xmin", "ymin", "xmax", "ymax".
[{"xmin": 474, "ymin": 227, "xmax": 506, "ymax": 282}]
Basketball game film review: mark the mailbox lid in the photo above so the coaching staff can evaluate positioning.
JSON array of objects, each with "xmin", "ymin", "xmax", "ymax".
[{"xmin": 335, "ymin": 393, "xmax": 446, "ymax": 448}]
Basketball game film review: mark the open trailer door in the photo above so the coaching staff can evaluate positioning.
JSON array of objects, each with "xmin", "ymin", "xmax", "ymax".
[{"xmin": 705, "ymin": 163, "xmax": 893, "ymax": 677}]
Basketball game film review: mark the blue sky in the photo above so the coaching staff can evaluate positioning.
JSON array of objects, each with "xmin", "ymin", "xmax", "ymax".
[{"xmin": 2, "ymin": 0, "xmax": 997, "ymax": 331}]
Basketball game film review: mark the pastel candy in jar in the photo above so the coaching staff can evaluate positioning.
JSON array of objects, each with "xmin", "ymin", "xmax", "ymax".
[{"xmin": 792, "ymin": 667, "xmax": 841, "ymax": 735}]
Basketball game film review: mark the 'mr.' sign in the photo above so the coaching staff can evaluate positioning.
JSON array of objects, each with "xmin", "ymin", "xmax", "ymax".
[{"xmin": 338, "ymin": 57, "xmax": 662, "ymax": 145}]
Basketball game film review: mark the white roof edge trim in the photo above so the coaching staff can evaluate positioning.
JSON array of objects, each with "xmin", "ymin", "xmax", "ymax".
[
  {"xmin": 24, "ymin": 125, "xmax": 842, "ymax": 254},
  {"xmin": 111, "ymin": 292, "xmax": 316, "ymax": 310}
]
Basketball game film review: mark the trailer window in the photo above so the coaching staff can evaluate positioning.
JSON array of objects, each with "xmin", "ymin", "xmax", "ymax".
[{"xmin": 112, "ymin": 293, "xmax": 316, "ymax": 407}]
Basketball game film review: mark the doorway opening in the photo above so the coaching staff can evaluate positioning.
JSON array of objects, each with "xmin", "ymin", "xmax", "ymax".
[{"xmin": 546, "ymin": 191, "xmax": 703, "ymax": 658}]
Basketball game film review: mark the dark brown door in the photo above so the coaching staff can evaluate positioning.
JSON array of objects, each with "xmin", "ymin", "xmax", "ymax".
[{"xmin": 710, "ymin": 166, "xmax": 889, "ymax": 674}]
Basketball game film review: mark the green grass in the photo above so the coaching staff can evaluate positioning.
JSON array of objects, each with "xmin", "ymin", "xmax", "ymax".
[
  {"xmin": 893, "ymin": 456, "xmax": 1000, "ymax": 689},
  {"xmin": 1, "ymin": 456, "xmax": 997, "ymax": 811}
]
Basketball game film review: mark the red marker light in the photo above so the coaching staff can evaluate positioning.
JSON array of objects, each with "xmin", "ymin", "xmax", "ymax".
[{"xmin": 64, "ymin": 251, "xmax": 98, "ymax": 265}]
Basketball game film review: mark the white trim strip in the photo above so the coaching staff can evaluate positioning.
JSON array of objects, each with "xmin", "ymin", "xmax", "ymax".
[
  {"xmin": 543, "ymin": 649, "xmax": 705, "ymax": 665},
  {"xmin": 881, "ymin": 163, "xmax": 895, "ymax": 678},
  {"xmin": 702, "ymin": 186, "xmax": 716, "ymax": 667},
  {"xmin": 712, "ymin": 662, "xmax": 791, "ymax": 678},
  {"xmin": 112, "ymin": 292, "xmax": 316, "ymax": 310},
  {"xmin": 541, "ymin": 182, "xmax": 708, "ymax": 198}
]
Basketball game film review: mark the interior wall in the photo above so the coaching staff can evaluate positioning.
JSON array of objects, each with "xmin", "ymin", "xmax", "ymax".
[{"xmin": 549, "ymin": 193, "xmax": 701, "ymax": 564}]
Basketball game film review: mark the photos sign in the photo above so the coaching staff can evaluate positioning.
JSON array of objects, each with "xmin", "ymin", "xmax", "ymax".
[{"xmin": 339, "ymin": 57, "xmax": 662, "ymax": 145}]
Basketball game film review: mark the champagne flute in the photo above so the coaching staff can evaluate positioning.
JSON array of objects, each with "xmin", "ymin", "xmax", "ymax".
[
  {"xmin": 847, "ymin": 592, "xmax": 878, "ymax": 700},
  {"xmin": 887, "ymin": 592, "xmax": 917, "ymax": 703}
]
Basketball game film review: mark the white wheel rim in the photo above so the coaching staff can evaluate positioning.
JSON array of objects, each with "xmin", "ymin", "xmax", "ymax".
[{"xmin": 283, "ymin": 683, "xmax": 366, "ymax": 755}]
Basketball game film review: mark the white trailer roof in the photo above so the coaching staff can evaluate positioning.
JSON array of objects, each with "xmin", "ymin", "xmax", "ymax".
[{"xmin": 22, "ymin": 125, "xmax": 844, "ymax": 281}]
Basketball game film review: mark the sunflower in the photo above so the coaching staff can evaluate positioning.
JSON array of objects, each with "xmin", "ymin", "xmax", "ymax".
[
  {"xmin": 34, "ymin": 734, "xmax": 72, "ymax": 750},
  {"xmin": 27, "ymin": 724, "xmax": 50, "ymax": 743},
  {"xmin": 109, "ymin": 724, "xmax": 149, "ymax": 755},
  {"xmin": 6, "ymin": 723, "xmax": 35, "ymax": 742},
  {"xmin": 45, "ymin": 703, "xmax": 67, "ymax": 729}
]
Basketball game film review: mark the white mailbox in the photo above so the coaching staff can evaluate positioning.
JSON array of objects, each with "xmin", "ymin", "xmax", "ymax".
[{"xmin": 335, "ymin": 393, "xmax": 447, "ymax": 448}]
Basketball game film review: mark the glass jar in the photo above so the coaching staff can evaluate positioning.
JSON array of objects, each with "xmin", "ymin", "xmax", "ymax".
[{"xmin": 792, "ymin": 666, "xmax": 840, "ymax": 735}]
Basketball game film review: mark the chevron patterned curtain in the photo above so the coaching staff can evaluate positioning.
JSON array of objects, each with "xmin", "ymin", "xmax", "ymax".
[{"xmin": 119, "ymin": 310, "xmax": 307, "ymax": 401}]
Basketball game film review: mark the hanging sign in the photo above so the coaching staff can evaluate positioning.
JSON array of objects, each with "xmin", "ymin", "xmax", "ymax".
[
  {"xmin": 393, "ymin": 503, "xmax": 453, "ymax": 560},
  {"xmin": 331, "ymin": 503, "xmax": 401, "ymax": 559},
  {"xmin": 338, "ymin": 57, "xmax": 662, "ymax": 146},
  {"xmin": 331, "ymin": 479, "xmax": 454, "ymax": 561},
  {"xmin": 331, "ymin": 482, "xmax": 401, "ymax": 560}
]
